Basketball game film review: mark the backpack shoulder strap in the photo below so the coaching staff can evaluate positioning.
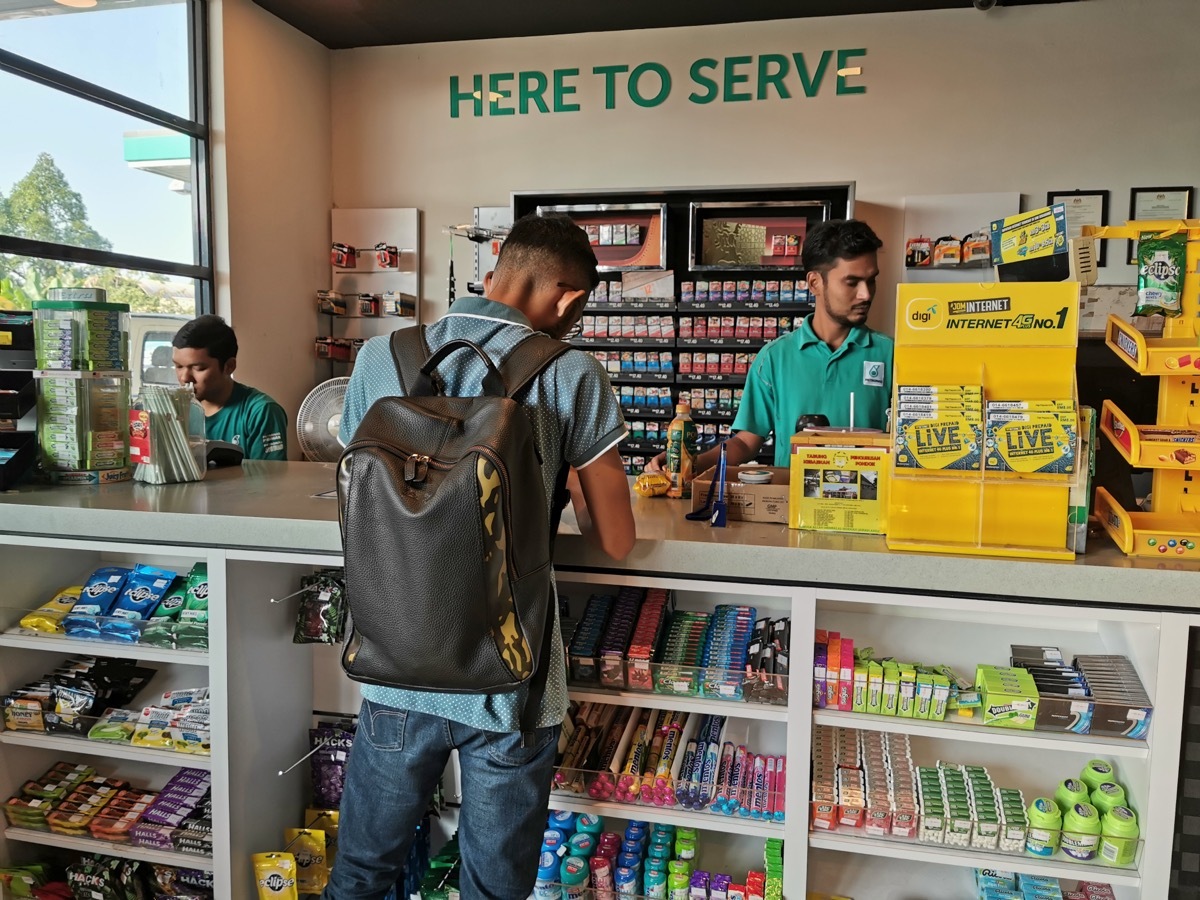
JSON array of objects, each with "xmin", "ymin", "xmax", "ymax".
[
  {"xmin": 390, "ymin": 326, "xmax": 431, "ymax": 395},
  {"xmin": 500, "ymin": 333, "xmax": 572, "ymax": 398}
]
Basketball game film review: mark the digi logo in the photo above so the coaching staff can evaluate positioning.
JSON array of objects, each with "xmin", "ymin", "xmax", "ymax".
[{"xmin": 906, "ymin": 298, "xmax": 944, "ymax": 330}]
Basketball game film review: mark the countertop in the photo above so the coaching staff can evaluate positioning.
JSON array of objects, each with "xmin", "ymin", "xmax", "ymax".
[{"xmin": 1, "ymin": 462, "xmax": 1199, "ymax": 608}]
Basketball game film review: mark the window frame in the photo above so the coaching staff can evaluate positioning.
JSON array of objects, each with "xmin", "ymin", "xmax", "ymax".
[{"xmin": 0, "ymin": 0, "xmax": 214, "ymax": 314}]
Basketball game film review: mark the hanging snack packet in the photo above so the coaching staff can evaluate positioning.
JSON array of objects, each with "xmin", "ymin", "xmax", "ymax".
[
  {"xmin": 1135, "ymin": 232, "xmax": 1186, "ymax": 318},
  {"xmin": 19, "ymin": 587, "xmax": 83, "ymax": 634},
  {"xmin": 47, "ymin": 680, "xmax": 97, "ymax": 735},
  {"xmin": 305, "ymin": 809, "xmax": 340, "ymax": 864},
  {"xmin": 293, "ymin": 573, "xmax": 346, "ymax": 645},
  {"xmin": 149, "ymin": 576, "xmax": 188, "ymax": 622},
  {"xmin": 180, "ymin": 563, "xmax": 209, "ymax": 626},
  {"xmin": 253, "ymin": 853, "xmax": 300, "ymax": 900},
  {"xmin": 309, "ymin": 724, "xmax": 355, "ymax": 809},
  {"xmin": 285, "ymin": 828, "xmax": 329, "ymax": 894}
]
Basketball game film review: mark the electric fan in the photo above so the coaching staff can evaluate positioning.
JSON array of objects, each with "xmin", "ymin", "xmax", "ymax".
[{"xmin": 296, "ymin": 377, "xmax": 350, "ymax": 462}]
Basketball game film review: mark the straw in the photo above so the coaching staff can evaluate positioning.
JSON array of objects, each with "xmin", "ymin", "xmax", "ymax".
[
  {"xmin": 849, "ymin": 392, "xmax": 856, "ymax": 430},
  {"xmin": 135, "ymin": 385, "xmax": 204, "ymax": 484}
]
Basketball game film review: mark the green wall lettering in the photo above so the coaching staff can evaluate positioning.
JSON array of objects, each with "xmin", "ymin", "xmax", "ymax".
[
  {"xmin": 722, "ymin": 55, "xmax": 753, "ymax": 102},
  {"xmin": 593, "ymin": 64, "xmax": 630, "ymax": 110},
  {"xmin": 518, "ymin": 71, "xmax": 550, "ymax": 114},
  {"xmin": 449, "ymin": 74, "xmax": 484, "ymax": 119},
  {"xmin": 688, "ymin": 58, "xmax": 719, "ymax": 104},
  {"xmin": 837, "ymin": 48, "xmax": 868, "ymax": 95},
  {"xmin": 629, "ymin": 62, "xmax": 671, "ymax": 107},
  {"xmin": 488, "ymin": 72, "xmax": 514, "ymax": 116},
  {"xmin": 553, "ymin": 68, "xmax": 581, "ymax": 112},
  {"xmin": 792, "ymin": 50, "xmax": 832, "ymax": 98},
  {"xmin": 756, "ymin": 54, "xmax": 791, "ymax": 101}
]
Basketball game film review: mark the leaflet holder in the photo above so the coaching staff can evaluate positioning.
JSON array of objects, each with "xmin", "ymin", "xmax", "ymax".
[
  {"xmin": 1084, "ymin": 219, "xmax": 1200, "ymax": 557},
  {"xmin": 886, "ymin": 281, "xmax": 1081, "ymax": 560}
]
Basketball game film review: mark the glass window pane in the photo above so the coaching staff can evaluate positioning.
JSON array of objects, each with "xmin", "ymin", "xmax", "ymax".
[
  {"xmin": 0, "ymin": 254, "xmax": 197, "ymax": 319},
  {"xmin": 0, "ymin": 1, "xmax": 190, "ymax": 118},
  {"xmin": 0, "ymin": 71, "xmax": 197, "ymax": 264}
]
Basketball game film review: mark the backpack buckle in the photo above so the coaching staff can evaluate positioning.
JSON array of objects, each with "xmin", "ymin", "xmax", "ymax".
[{"xmin": 405, "ymin": 454, "xmax": 430, "ymax": 484}]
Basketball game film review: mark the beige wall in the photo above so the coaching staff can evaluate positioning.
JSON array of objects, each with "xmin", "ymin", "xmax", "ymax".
[
  {"xmin": 210, "ymin": 0, "xmax": 331, "ymax": 455},
  {"xmin": 329, "ymin": 0, "xmax": 1200, "ymax": 334}
]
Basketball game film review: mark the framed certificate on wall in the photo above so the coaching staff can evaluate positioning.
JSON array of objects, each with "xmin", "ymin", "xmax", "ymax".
[
  {"xmin": 1048, "ymin": 189, "xmax": 1110, "ymax": 267},
  {"xmin": 1128, "ymin": 186, "xmax": 1193, "ymax": 264}
]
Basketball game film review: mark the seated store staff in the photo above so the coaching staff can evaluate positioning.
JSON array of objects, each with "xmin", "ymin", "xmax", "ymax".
[
  {"xmin": 649, "ymin": 219, "xmax": 893, "ymax": 473},
  {"xmin": 171, "ymin": 315, "xmax": 289, "ymax": 461}
]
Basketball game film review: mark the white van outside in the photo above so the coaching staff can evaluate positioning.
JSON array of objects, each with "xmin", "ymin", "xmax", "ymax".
[{"xmin": 130, "ymin": 313, "xmax": 190, "ymax": 396}]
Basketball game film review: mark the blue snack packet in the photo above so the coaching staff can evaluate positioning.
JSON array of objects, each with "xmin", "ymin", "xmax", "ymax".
[
  {"xmin": 71, "ymin": 567, "xmax": 131, "ymax": 617},
  {"xmin": 101, "ymin": 564, "xmax": 177, "ymax": 642}
]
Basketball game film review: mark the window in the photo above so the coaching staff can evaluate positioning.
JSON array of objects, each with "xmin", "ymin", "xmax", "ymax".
[{"xmin": 0, "ymin": 0, "xmax": 211, "ymax": 316}]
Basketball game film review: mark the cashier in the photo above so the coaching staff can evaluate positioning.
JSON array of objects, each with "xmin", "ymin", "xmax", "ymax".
[
  {"xmin": 171, "ymin": 315, "xmax": 288, "ymax": 461},
  {"xmin": 649, "ymin": 219, "xmax": 892, "ymax": 473}
]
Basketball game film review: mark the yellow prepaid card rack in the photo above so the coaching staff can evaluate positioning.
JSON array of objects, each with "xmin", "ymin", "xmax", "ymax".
[
  {"xmin": 887, "ymin": 282, "xmax": 1080, "ymax": 560},
  {"xmin": 1085, "ymin": 219, "xmax": 1200, "ymax": 557}
]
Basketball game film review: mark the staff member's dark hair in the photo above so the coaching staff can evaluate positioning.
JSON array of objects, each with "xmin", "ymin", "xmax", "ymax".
[
  {"xmin": 173, "ymin": 315, "xmax": 239, "ymax": 367},
  {"xmin": 802, "ymin": 219, "xmax": 883, "ymax": 279},
  {"xmin": 494, "ymin": 213, "xmax": 601, "ymax": 292}
]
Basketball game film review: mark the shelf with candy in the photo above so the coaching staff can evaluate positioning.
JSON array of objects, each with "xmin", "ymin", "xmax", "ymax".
[
  {"xmin": 5, "ymin": 563, "xmax": 210, "ymax": 655},
  {"xmin": 532, "ymin": 810, "xmax": 784, "ymax": 899},
  {"xmin": 3, "ymin": 761, "xmax": 213, "ymax": 861},
  {"xmin": 565, "ymin": 589, "xmax": 788, "ymax": 707},
  {"xmin": 813, "ymin": 633, "xmax": 1153, "ymax": 746},
  {"xmin": 0, "ymin": 855, "xmax": 215, "ymax": 898},
  {"xmin": 809, "ymin": 725, "xmax": 1144, "ymax": 881},
  {"xmin": 1, "ymin": 655, "xmax": 211, "ymax": 762}
]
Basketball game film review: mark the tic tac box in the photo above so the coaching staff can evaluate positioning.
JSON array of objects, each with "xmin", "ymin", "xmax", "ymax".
[
  {"xmin": 789, "ymin": 431, "xmax": 891, "ymax": 534},
  {"xmin": 690, "ymin": 465, "xmax": 790, "ymax": 524}
]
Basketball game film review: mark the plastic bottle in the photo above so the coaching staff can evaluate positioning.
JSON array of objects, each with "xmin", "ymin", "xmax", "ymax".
[
  {"xmin": 667, "ymin": 872, "xmax": 690, "ymax": 900},
  {"xmin": 568, "ymin": 832, "xmax": 596, "ymax": 858},
  {"xmin": 665, "ymin": 403, "xmax": 698, "ymax": 499},
  {"xmin": 1080, "ymin": 759, "xmax": 1116, "ymax": 793},
  {"xmin": 1053, "ymin": 778, "xmax": 1090, "ymax": 815},
  {"xmin": 1060, "ymin": 802, "xmax": 1102, "ymax": 861},
  {"xmin": 560, "ymin": 855, "xmax": 590, "ymax": 899},
  {"xmin": 549, "ymin": 810, "xmax": 578, "ymax": 835},
  {"xmin": 576, "ymin": 814, "xmax": 604, "ymax": 837},
  {"xmin": 592, "ymin": 854, "xmax": 616, "ymax": 900},
  {"xmin": 643, "ymin": 867, "xmax": 668, "ymax": 899},
  {"xmin": 1090, "ymin": 781, "xmax": 1127, "ymax": 816},
  {"xmin": 1025, "ymin": 797, "xmax": 1062, "ymax": 857},
  {"xmin": 532, "ymin": 850, "xmax": 561, "ymax": 899},
  {"xmin": 1099, "ymin": 806, "xmax": 1140, "ymax": 866}
]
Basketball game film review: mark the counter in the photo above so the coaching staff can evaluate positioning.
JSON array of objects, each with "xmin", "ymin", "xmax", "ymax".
[{"xmin": 2, "ymin": 461, "xmax": 1200, "ymax": 608}]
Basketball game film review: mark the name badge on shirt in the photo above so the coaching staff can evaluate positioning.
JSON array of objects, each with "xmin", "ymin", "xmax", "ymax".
[{"xmin": 863, "ymin": 361, "xmax": 885, "ymax": 388}]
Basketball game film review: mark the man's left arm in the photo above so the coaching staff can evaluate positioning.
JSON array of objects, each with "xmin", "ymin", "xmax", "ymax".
[{"xmin": 249, "ymin": 401, "xmax": 289, "ymax": 461}]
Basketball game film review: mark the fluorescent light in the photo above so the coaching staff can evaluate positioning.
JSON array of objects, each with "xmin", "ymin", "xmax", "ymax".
[
  {"xmin": 55, "ymin": 0, "xmax": 99, "ymax": 6},
  {"xmin": 837, "ymin": 67, "xmax": 863, "ymax": 77},
  {"xmin": 472, "ymin": 90, "xmax": 505, "ymax": 102}
]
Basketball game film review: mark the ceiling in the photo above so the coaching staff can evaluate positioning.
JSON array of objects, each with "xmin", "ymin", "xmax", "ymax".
[{"xmin": 251, "ymin": 0, "xmax": 1082, "ymax": 50}]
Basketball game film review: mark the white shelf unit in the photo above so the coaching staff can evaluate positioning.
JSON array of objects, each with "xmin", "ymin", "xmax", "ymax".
[
  {"xmin": 549, "ymin": 794, "xmax": 785, "ymax": 839},
  {"xmin": 0, "ymin": 731, "xmax": 212, "ymax": 771},
  {"xmin": 4, "ymin": 827, "xmax": 214, "ymax": 871},
  {"xmin": 322, "ymin": 207, "xmax": 422, "ymax": 378},
  {"xmin": 809, "ymin": 587, "xmax": 1188, "ymax": 900},
  {"xmin": 568, "ymin": 687, "xmax": 788, "ymax": 724}
]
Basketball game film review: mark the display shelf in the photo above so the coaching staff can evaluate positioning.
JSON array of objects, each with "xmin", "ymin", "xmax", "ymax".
[
  {"xmin": 549, "ymin": 794, "xmax": 785, "ymax": 839},
  {"xmin": 607, "ymin": 372, "xmax": 675, "ymax": 385},
  {"xmin": 0, "ymin": 730, "xmax": 213, "ymax": 770},
  {"xmin": 1100, "ymin": 399, "xmax": 1200, "ymax": 470},
  {"xmin": 4, "ymin": 827, "xmax": 214, "ymax": 871},
  {"xmin": 0, "ymin": 629, "xmax": 208, "ymax": 665},
  {"xmin": 571, "ymin": 337, "xmax": 675, "ymax": 348},
  {"xmin": 620, "ymin": 440, "xmax": 667, "ymax": 453},
  {"xmin": 678, "ymin": 338, "xmax": 770, "ymax": 350},
  {"xmin": 677, "ymin": 373, "xmax": 747, "ymax": 386},
  {"xmin": 32, "ymin": 370, "xmax": 128, "ymax": 380},
  {"xmin": 1105, "ymin": 313, "xmax": 1200, "ymax": 377},
  {"xmin": 568, "ymin": 686, "xmax": 789, "ymax": 723},
  {"xmin": 1094, "ymin": 485, "xmax": 1200, "ymax": 558},
  {"xmin": 621, "ymin": 407, "xmax": 674, "ymax": 420},
  {"xmin": 811, "ymin": 708, "xmax": 1148, "ymax": 759},
  {"xmin": 807, "ymin": 832, "xmax": 1140, "ymax": 888},
  {"xmin": 692, "ymin": 410, "xmax": 736, "ymax": 422},
  {"xmin": 681, "ymin": 301, "xmax": 812, "ymax": 313},
  {"xmin": 591, "ymin": 300, "xmax": 676, "ymax": 313}
]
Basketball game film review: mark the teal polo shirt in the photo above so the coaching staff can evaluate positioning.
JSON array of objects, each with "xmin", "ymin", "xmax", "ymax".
[{"xmin": 732, "ymin": 315, "xmax": 894, "ymax": 466}]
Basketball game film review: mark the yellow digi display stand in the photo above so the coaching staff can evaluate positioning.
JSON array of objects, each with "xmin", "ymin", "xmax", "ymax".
[
  {"xmin": 887, "ymin": 282, "xmax": 1080, "ymax": 560},
  {"xmin": 1085, "ymin": 219, "xmax": 1200, "ymax": 557}
]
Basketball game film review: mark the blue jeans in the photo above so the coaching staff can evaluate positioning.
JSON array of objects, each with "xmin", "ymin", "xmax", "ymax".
[{"xmin": 322, "ymin": 699, "xmax": 560, "ymax": 900}]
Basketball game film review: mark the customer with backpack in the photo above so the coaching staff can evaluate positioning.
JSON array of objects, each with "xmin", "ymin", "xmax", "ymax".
[{"xmin": 324, "ymin": 213, "xmax": 636, "ymax": 900}]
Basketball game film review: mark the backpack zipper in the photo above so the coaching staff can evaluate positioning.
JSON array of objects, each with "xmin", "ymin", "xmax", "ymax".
[{"xmin": 405, "ymin": 453, "xmax": 433, "ymax": 484}]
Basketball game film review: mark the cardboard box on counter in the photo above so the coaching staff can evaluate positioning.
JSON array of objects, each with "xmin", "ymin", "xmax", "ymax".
[{"xmin": 690, "ymin": 465, "xmax": 789, "ymax": 524}]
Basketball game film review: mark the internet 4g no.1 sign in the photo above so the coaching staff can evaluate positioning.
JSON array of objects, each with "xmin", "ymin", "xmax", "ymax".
[{"xmin": 448, "ymin": 50, "xmax": 869, "ymax": 118}]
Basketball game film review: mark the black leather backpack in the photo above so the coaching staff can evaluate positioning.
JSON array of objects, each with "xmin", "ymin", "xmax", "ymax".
[{"xmin": 336, "ymin": 326, "xmax": 571, "ymax": 735}]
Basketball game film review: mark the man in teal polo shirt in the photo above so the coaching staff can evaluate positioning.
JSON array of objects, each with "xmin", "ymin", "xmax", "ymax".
[
  {"xmin": 172, "ymin": 315, "xmax": 288, "ymax": 461},
  {"xmin": 651, "ymin": 219, "xmax": 892, "ymax": 473}
]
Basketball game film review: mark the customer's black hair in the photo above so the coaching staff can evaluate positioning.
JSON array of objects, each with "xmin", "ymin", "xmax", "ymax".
[
  {"xmin": 801, "ymin": 219, "xmax": 883, "ymax": 278},
  {"xmin": 494, "ymin": 213, "xmax": 600, "ymax": 291},
  {"xmin": 172, "ymin": 314, "xmax": 238, "ymax": 367}
]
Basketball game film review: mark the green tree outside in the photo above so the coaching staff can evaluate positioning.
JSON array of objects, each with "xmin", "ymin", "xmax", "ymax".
[{"xmin": 0, "ymin": 152, "xmax": 194, "ymax": 314}]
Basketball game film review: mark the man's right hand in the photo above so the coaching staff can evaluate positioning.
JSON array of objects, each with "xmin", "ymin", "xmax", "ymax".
[{"xmin": 645, "ymin": 452, "xmax": 667, "ymax": 474}]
